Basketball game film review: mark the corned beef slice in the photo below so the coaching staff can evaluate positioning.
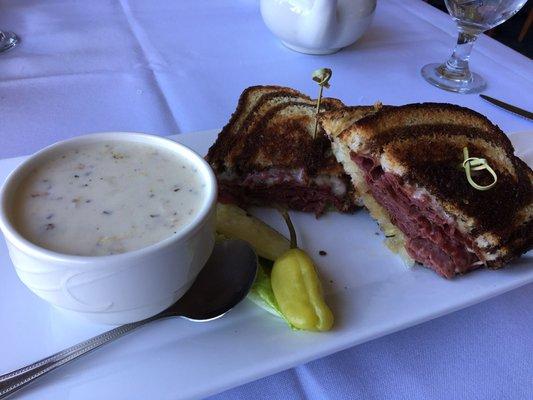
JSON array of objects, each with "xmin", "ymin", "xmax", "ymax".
[
  {"xmin": 218, "ymin": 173, "xmax": 353, "ymax": 216},
  {"xmin": 353, "ymin": 153, "xmax": 480, "ymax": 278}
]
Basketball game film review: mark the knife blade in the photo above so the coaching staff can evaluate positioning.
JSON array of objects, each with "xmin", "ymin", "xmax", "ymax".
[{"xmin": 479, "ymin": 94, "xmax": 533, "ymax": 121}]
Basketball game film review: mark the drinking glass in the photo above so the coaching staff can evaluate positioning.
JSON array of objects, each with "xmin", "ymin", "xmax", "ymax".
[
  {"xmin": 0, "ymin": 30, "xmax": 18, "ymax": 52},
  {"xmin": 421, "ymin": 0, "xmax": 528, "ymax": 94}
]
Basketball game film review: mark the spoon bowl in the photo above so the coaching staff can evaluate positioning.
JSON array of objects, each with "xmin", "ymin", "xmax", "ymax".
[{"xmin": 172, "ymin": 239, "xmax": 258, "ymax": 321}]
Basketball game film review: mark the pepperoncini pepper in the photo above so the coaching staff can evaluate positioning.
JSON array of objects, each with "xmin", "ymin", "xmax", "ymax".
[{"xmin": 271, "ymin": 211, "xmax": 334, "ymax": 331}]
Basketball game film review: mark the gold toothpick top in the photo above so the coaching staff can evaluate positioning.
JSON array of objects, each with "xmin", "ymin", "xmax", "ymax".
[
  {"xmin": 312, "ymin": 68, "xmax": 332, "ymax": 138},
  {"xmin": 462, "ymin": 147, "xmax": 498, "ymax": 191}
]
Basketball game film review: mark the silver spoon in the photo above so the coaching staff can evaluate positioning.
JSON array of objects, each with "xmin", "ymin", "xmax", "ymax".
[{"xmin": 0, "ymin": 239, "xmax": 257, "ymax": 399}]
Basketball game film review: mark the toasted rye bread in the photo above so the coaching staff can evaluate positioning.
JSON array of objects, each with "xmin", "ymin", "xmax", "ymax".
[
  {"xmin": 207, "ymin": 86, "xmax": 290, "ymax": 171},
  {"xmin": 207, "ymin": 86, "xmax": 344, "ymax": 174},
  {"xmin": 232, "ymin": 101, "xmax": 347, "ymax": 175},
  {"xmin": 320, "ymin": 103, "xmax": 533, "ymax": 273},
  {"xmin": 206, "ymin": 85, "xmax": 355, "ymax": 215}
]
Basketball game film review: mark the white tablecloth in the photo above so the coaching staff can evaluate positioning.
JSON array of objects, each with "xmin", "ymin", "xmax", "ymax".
[{"xmin": 1, "ymin": 0, "xmax": 532, "ymax": 399}]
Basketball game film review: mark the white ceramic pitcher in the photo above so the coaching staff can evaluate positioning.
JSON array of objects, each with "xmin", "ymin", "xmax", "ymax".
[{"xmin": 260, "ymin": 0, "xmax": 377, "ymax": 55}]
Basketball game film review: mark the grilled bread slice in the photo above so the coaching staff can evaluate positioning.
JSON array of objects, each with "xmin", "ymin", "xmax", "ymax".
[
  {"xmin": 206, "ymin": 86, "xmax": 358, "ymax": 215},
  {"xmin": 207, "ymin": 86, "xmax": 311, "ymax": 171},
  {"xmin": 320, "ymin": 103, "xmax": 533, "ymax": 278}
]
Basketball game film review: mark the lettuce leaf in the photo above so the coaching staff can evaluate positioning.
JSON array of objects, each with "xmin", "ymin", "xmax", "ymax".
[{"xmin": 247, "ymin": 258, "xmax": 291, "ymax": 326}]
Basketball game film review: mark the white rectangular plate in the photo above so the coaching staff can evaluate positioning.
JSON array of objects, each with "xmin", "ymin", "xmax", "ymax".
[{"xmin": 1, "ymin": 130, "xmax": 532, "ymax": 400}]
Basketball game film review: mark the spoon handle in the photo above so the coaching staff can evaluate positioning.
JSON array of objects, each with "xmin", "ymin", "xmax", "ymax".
[{"xmin": 0, "ymin": 315, "xmax": 160, "ymax": 399}]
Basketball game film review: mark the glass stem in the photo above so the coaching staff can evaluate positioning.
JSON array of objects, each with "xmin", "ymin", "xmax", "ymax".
[{"xmin": 441, "ymin": 30, "xmax": 479, "ymax": 80}]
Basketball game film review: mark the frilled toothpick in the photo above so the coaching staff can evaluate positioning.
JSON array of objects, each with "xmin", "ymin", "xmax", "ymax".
[{"xmin": 312, "ymin": 68, "xmax": 332, "ymax": 139}]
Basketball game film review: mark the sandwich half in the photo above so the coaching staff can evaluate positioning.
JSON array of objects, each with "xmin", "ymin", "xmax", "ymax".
[
  {"xmin": 206, "ymin": 85, "xmax": 366, "ymax": 215},
  {"xmin": 320, "ymin": 103, "xmax": 533, "ymax": 278}
]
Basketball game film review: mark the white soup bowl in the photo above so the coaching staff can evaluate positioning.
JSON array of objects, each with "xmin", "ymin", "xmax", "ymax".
[{"xmin": 0, "ymin": 132, "xmax": 217, "ymax": 324}]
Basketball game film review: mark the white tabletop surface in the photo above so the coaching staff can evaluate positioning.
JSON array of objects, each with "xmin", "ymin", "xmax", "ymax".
[{"xmin": 1, "ymin": 0, "xmax": 532, "ymax": 399}]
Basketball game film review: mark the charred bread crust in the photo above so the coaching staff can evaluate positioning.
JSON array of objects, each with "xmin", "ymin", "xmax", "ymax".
[
  {"xmin": 207, "ymin": 86, "xmax": 334, "ymax": 171},
  {"xmin": 489, "ymin": 219, "xmax": 533, "ymax": 268},
  {"xmin": 206, "ymin": 86, "xmax": 306, "ymax": 168},
  {"xmin": 227, "ymin": 96, "xmax": 339, "ymax": 170},
  {"xmin": 233, "ymin": 100, "xmax": 345, "ymax": 176},
  {"xmin": 207, "ymin": 85, "xmax": 344, "ymax": 176},
  {"xmin": 367, "ymin": 123, "xmax": 515, "ymax": 157},
  {"xmin": 334, "ymin": 103, "xmax": 511, "ymax": 154},
  {"xmin": 207, "ymin": 86, "xmax": 279, "ymax": 168},
  {"xmin": 354, "ymin": 102, "xmax": 500, "ymax": 138}
]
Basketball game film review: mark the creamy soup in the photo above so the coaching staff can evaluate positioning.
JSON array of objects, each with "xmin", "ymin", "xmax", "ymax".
[{"xmin": 12, "ymin": 141, "xmax": 205, "ymax": 256}]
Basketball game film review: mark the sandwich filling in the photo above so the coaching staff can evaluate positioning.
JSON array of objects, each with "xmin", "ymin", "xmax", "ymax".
[
  {"xmin": 353, "ymin": 153, "xmax": 482, "ymax": 278},
  {"xmin": 217, "ymin": 168, "xmax": 354, "ymax": 215}
]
